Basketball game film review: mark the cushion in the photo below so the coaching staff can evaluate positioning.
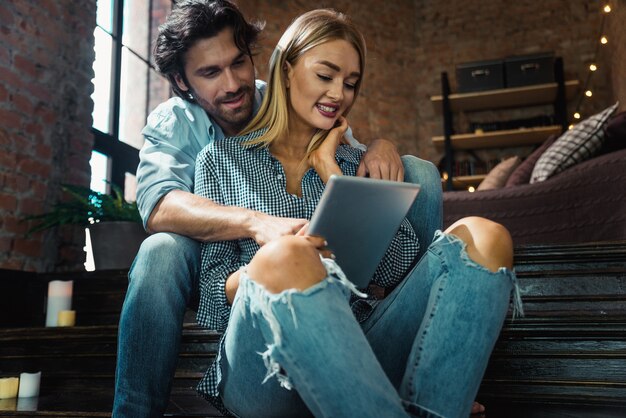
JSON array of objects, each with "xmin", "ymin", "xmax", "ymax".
[
  {"xmin": 505, "ymin": 134, "xmax": 558, "ymax": 187},
  {"xmin": 530, "ymin": 102, "xmax": 619, "ymax": 183},
  {"xmin": 600, "ymin": 111, "xmax": 626, "ymax": 154},
  {"xmin": 477, "ymin": 156, "xmax": 522, "ymax": 191}
]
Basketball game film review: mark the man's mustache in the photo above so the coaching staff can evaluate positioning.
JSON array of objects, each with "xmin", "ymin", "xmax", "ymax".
[{"xmin": 217, "ymin": 86, "xmax": 253, "ymax": 105}]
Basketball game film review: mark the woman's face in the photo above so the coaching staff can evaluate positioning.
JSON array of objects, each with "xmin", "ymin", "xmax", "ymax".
[{"xmin": 285, "ymin": 39, "xmax": 361, "ymax": 134}]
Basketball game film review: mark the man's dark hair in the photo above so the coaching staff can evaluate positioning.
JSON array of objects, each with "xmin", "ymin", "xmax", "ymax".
[{"xmin": 154, "ymin": 0, "xmax": 264, "ymax": 101}]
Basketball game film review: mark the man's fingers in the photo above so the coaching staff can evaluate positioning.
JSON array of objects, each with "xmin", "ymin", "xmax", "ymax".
[
  {"xmin": 396, "ymin": 165, "xmax": 405, "ymax": 182},
  {"xmin": 356, "ymin": 161, "xmax": 367, "ymax": 177}
]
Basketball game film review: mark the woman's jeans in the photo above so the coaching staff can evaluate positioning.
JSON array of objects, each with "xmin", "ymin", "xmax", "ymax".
[
  {"xmin": 220, "ymin": 233, "xmax": 517, "ymax": 418},
  {"xmin": 112, "ymin": 156, "xmax": 443, "ymax": 417}
]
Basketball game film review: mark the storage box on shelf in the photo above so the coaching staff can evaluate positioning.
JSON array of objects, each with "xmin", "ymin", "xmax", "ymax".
[{"xmin": 431, "ymin": 57, "xmax": 578, "ymax": 190}]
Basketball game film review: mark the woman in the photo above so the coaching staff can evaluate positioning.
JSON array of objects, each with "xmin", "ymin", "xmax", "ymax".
[{"xmin": 194, "ymin": 9, "xmax": 521, "ymax": 418}]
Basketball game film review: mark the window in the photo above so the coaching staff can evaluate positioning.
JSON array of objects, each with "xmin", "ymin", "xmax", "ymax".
[{"xmin": 91, "ymin": 0, "xmax": 171, "ymax": 199}]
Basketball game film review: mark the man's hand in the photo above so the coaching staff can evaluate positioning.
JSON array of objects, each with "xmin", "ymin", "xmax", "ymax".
[
  {"xmin": 356, "ymin": 139, "xmax": 403, "ymax": 182},
  {"xmin": 249, "ymin": 212, "xmax": 308, "ymax": 246}
]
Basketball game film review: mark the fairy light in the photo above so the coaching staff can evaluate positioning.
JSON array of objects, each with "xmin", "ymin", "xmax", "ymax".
[
  {"xmin": 568, "ymin": 124, "xmax": 574, "ymax": 130},
  {"xmin": 468, "ymin": 186, "xmax": 475, "ymax": 193},
  {"xmin": 573, "ymin": 4, "xmax": 612, "ymax": 122}
]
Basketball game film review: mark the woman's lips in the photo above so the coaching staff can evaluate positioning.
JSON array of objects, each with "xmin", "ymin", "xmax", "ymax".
[{"xmin": 316, "ymin": 103, "xmax": 338, "ymax": 117}]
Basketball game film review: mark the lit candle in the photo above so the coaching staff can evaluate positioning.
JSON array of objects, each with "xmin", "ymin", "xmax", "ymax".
[
  {"xmin": 45, "ymin": 280, "xmax": 73, "ymax": 327},
  {"xmin": 17, "ymin": 372, "xmax": 41, "ymax": 398},
  {"xmin": 0, "ymin": 377, "xmax": 19, "ymax": 399},
  {"xmin": 57, "ymin": 310, "xmax": 76, "ymax": 327}
]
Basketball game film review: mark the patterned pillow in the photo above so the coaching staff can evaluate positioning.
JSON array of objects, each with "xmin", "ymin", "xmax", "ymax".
[
  {"xmin": 477, "ymin": 156, "xmax": 521, "ymax": 191},
  {"xmin": 530, "ymin": 102, "xmax": 619, "ymax": 183}
]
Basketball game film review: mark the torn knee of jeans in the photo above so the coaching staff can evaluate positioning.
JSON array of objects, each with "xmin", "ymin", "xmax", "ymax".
[
  {"xmin": 433, "ymin": 231, "xmax": 525, "ymax": 319},
  {"xmin": 259, "ymin": 344, "xmax": 293, "ymax": 390}
]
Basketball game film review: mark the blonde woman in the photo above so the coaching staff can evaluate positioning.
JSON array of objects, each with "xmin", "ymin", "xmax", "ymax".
[{"xmin": 194, "ymin": 9, "xmax": 521, "ymax": 418}]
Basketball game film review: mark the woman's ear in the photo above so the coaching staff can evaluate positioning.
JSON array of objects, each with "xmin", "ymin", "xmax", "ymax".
[
  {"xmin": 284, "ymin": 62, "xmax": 293, "ymax": 89},
  {"xmin": 174, "ymin": 73, "xmax": 189, "ymax": 93}
]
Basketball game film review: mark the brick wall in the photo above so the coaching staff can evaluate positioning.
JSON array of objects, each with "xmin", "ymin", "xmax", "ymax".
[
  {"xmin": 0, "ymin": 0, "xmax": 96, "ymax": 271},
  {"xmin": 241, "ymin": 0, "xmax": 613, "ymax": 163}
]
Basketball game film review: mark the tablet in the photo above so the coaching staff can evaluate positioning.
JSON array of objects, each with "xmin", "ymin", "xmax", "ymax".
[{"xmin": 308, "ymin": 175, "xmax": 420, "ymax": 288}]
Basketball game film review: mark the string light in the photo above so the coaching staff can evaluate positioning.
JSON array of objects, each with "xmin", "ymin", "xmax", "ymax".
[
  {"xmin": 568, "ymin": 124, "xmax": 574, "ymax": 130},
  {"xmin": 573, "ymin": 4, "xmax": 611, "ymax": 124},
  {"xmin": 467, "ymin": 186, "xmax": 475, "ymax": 193}
]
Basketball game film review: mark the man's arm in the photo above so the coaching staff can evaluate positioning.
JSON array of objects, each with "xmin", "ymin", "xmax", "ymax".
[{"xmin": 147, "ymin": 190, "xmax": 307, "ymax": 245}]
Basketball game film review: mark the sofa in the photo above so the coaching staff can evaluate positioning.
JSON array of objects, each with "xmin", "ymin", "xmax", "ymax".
[{"xmin": 443, "ymin": 109, "xmax": 626, "ymax": 245}]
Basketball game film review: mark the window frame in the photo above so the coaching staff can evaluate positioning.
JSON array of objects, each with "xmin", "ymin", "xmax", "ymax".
[{"xmin": 92, "ymin": 0, "xmax": 161, "ymax": 193}]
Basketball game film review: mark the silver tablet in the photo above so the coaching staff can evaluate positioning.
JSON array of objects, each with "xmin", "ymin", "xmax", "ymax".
[{"xmin": 308, "ymin": 175, "xmax": 420, "ymax": 288}]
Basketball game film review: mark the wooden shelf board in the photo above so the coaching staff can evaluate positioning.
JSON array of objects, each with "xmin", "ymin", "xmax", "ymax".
[
  {"xmin": 442, "ymin": 174, "xmax": 486, "ymax": 189},
  {"xmin": 431, "ymin": 80, "xmax": 579, "ymax": 112},
  {"xmin": 432, "ymin": 125, "xmax": 562, "ymax": 150}
]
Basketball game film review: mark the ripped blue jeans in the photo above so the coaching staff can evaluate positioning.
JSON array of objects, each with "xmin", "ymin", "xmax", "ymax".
[{"xmin": 216, "ymin": 231, "xmax": 522, "ymax": 418}]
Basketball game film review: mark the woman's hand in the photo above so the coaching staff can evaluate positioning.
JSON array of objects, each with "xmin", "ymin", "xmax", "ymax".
[
  {"xmin": 297, "ymin": 224, "xmax": 334, "ymax": 260},
  {"xmin": 308, "ymin": 116, "xmax": 348, "ymax": 183}
]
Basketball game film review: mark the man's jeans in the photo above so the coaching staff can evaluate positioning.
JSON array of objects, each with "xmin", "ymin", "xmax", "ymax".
[
  {"xmin": 219, "ymin": 232, "xmax": 517, "ymax": 418},
  {"xmin": 112, "ymin": 155, "xmax": 443, "ymax": 417}
]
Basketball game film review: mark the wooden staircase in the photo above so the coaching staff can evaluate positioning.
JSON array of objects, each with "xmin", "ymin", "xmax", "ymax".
[{"xmin": 1, "ymin": 241, "xmax": 626, "ymax": 417}]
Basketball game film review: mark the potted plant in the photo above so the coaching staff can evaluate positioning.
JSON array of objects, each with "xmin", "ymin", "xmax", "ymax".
[{"xmin": 24, "ymin": 183, "xmax": 147, "ymax": 270}]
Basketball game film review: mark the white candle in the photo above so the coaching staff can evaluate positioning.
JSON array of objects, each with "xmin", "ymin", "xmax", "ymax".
[
  {"xmin": 17, "ymin": 372, "xmax": 41, "ymax": 398},
  {"xmin": 57, "ymin": 310, "xmax": 76, "ymax": 327},
  {"xmin": 45, "ymin": 280, "xmax": 73, "ymax": 327},
  {"xmin": 0, "ymin": 377, "xmax": 19, "ymax": 399}
]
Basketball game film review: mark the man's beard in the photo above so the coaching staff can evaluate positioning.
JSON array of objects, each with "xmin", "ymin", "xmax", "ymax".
[{"xmin": 194, "ymin": 85, "xmax": 254, "ymax": 135}]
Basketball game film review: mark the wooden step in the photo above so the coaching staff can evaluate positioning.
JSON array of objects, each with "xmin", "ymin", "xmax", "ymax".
[
  {"xmin": 0, "ymin": 324, "xmax": 220, "ymax": 378},
  {"xmin": 1, "ymin": 240, "xmax": 625, "ymax": 416}
]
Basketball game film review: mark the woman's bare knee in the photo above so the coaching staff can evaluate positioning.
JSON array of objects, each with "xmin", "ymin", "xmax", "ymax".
[
  {"xmin": 247, "ymin": 236, "xmax": 327, "ymax": 293},
  {"xmin": 444, "ymin": 216, "xmax": 513, "ymax": 272}
]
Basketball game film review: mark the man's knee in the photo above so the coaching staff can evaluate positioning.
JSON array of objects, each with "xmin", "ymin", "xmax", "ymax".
[
  {"xmin": 445, "ymin": 216, "xmax": 513, "ymax": 272},
  {"xmin": 129, "ymin": 232, "xmax": 200, "ymax": 294},
  {"xmin": 247, "ymin": 236, "xmax": 327, "ymax": 294},
  {"xmin": 401, "ymin": 155, "xmax": 440, "ymax": 187}
]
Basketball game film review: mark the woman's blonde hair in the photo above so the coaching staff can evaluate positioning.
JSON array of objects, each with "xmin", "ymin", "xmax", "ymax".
[{"xmin": 241, "ymin": 9, "xmax": 366, "ymax": 154}]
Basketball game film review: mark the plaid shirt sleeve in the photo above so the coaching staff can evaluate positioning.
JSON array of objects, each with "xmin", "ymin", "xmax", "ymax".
[{"xmin": 194, "ymin": 147, "xmax": 245, "ymax": 331}]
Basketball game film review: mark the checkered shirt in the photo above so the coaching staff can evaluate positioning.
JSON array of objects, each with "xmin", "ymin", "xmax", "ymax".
[{"xmin": 193, "ymin": 129, "xmax": 420, "ymax": 404}]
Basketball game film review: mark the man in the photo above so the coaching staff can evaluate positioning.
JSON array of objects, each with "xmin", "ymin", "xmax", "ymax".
[{"xmin": 112, "ymin": 1, "xmax": 442, "ymax": 417}]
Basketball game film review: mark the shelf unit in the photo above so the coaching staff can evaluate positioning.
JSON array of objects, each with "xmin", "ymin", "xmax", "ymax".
[{"xmin": 432, "ymin": 57, "xmax": 579, "ymax": 191}]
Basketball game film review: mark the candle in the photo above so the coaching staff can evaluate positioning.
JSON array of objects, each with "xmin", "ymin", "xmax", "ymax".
[
  {"xmin": 0, "ymin": 377, "xmax": 19, "ymax": 399},
  {"xmin": 18, "ymin": 372, "xmax": 41, "ymax": 398},
  {"xmin": 45, "ymin": 280, "xmax": 73, "ymax": 327},
  {"xmin": 57, "ymin": 310, "xmax": 76, "ymax": 327}
]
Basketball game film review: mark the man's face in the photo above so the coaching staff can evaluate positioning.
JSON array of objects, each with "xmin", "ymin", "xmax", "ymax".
[{"xmin": 175, "ymin": 27, "xmax": 256, "ymax": 137}]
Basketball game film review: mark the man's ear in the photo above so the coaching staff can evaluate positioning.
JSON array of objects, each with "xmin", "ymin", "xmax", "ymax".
[{"xmin": 174, "ymin": 73, "xmax": 189, "ymax": 92}]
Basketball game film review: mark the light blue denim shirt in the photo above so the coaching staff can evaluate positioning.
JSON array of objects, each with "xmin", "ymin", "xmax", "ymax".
[{"xmin": 136, "ymin": 79, "xmax": 364, "ymax": 227}]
